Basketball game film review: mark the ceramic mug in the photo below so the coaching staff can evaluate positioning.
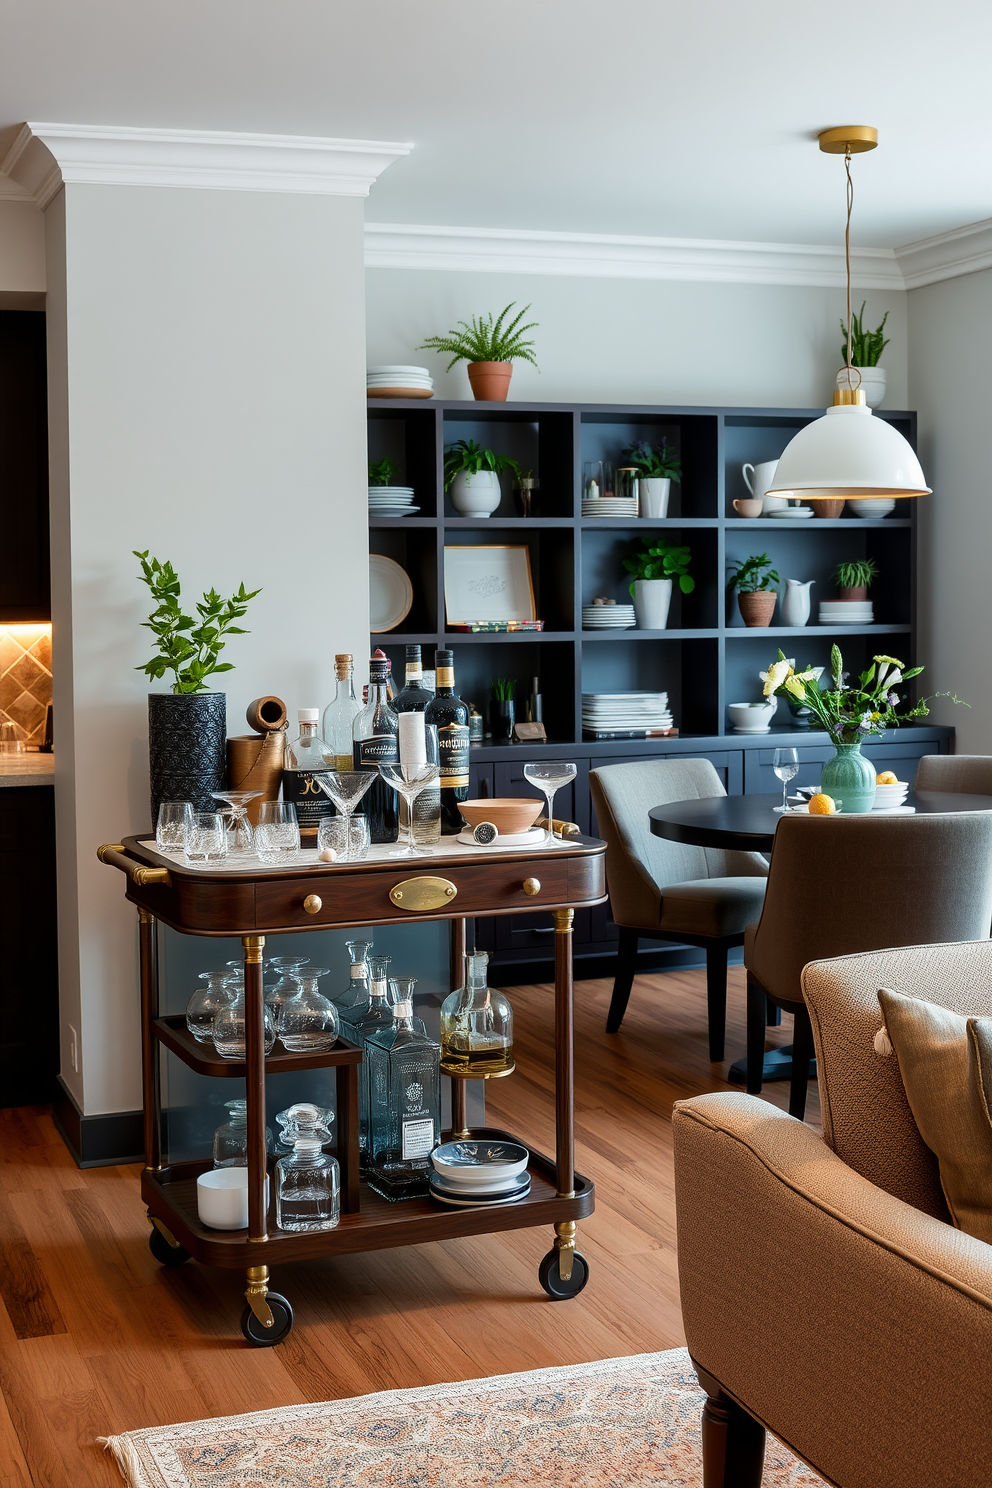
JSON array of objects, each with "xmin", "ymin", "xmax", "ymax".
[
  {"xmin": 732, "ymin": 498, "xmax": 763, "ymax": 518},
  {"xmin": 742, "ymin": 460, "xmax": 784, "ymax": 513}
]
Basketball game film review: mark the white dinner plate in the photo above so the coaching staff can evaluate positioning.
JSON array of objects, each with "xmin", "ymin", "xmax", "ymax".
[
  {"xmin": 368, "ymin": 506, "xmax": 421, "ymax": 517},
  {"xmin": 369, "ymin": 554, "xmax": 414, "ymax": 632}
]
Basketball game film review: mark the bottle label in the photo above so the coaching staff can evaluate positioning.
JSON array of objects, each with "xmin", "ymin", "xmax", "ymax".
[
  {"xmin": 350, "ymin": 965, "xmax": 364, "ymax": 980},
  {"xmin": 356, "ymin": 734, "xmax": 399, "ymax": 765},
  {"xmin": 405, "ymin": 663, "xmax": 423, "ymax": 681},
  {"xmin": 402, "ymin": 1117, "xmax": 435, "ymax": 1160},
  {"xmin": 282, "ymin": 769, "xmax": 333, "ymax": 827},
  {"xmin": 436, "ymin": 667, "xmax": 454, "ymax": 688},
  {"xmin": 437, "ymin": 723, "xmax": 470, "ymax": 787}
]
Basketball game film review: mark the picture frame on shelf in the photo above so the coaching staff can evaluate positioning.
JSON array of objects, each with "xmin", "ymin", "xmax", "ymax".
[{"xmin": 444, "ymin": 545, "xmax": 537, "ymax": 626}]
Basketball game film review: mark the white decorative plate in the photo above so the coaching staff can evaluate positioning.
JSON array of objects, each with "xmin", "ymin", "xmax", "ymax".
[{"xmin": 369, "ymin": 554, "xmax": 414, "ymax": 632}]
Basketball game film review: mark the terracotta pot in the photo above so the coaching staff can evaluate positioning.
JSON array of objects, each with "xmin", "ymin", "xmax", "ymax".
[
  {"xmin": 838, "ymin": 585, "xmax": 868, "ymax": 602},
  {"xmin": 814, "ymin": 498, "xmax": 846, "ymax": 519},
  {"xmin": 738, "ymin": 591, "xmax": 777, "ymax": 627},
  {"xmin": 467, "ymin": 361, "xmax": 513, "ymax": 402}
]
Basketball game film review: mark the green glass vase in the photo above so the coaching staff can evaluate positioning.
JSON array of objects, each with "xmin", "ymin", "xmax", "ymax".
[{"xmin": 820, "ymin": 741, "xmax": 876, "ymax": 813}]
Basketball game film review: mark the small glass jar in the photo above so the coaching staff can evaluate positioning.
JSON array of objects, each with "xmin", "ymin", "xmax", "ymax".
[
  {"xmin": 275, "ymin": 1102, "xmax": 335, "ymax": 1153},
  {"xmin": 440, "ymin": 951, "xmax": 515, "ymax": 1078},
  {"xmin": 276, "ymin": 1115, "xmax": 340, "ymax": 1232},
  {"xmin": 212, "ymin": 990, "xmax": 277, "ymax": 1060},
  {"xmin": 212, "ymin": 1099, "xmax": 274, "ymax": 1167},
  {"xmin": 186, "ymin": 970, "xmax": 234, "ymax": 1043},
  {"xmin": 279, "ymin": 968, "xmax": 339, "ymax": 1052}
]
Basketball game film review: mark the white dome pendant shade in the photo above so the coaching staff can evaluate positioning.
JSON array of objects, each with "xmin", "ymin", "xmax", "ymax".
[{"xmin": 766, "ymin": 388, "xmax": 931, "ymax": 501}]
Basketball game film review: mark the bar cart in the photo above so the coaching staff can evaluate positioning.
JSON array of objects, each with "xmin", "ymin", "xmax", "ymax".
[{"xmin": 98, "ymin": 829, "xmax": 605, "ymax": 1344}]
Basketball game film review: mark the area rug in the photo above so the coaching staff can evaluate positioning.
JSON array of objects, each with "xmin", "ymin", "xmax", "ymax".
[{"xmin": 101, "ymin": 1347, "xmax": 826, "ymax": 1487}]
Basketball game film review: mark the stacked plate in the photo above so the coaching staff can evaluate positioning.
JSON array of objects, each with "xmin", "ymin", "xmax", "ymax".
[
  {"xmin": 818, "ymin": 600, "xmax": 874, "ymax": 625},
  {"xmin": 768, "ymin": 506, "xmax": 815, "ymax": 520},
  {"xmin": 367, "ymin": 365, "xmax": 434, "ymax": 400},
  {"xmin": 369, "ymin": 486, "xmax": 419, "ymax": 517},
  {"xmin": 582, "ymin": 692, "xmax": 673, "ymax": 735},
  {"xmin": 582, "ymin": 497, "xmax": 639, "ymax": 518},
  {"xmin": 582, "ymin": 604, "xmax": 636, "ymax": 630},
  {"xmin": 429, "ymin": 1140, "xmax": 531, "ymax": 1209},
  {"xmin": 873, "ymin": 779, "xmax": 910, "ymax": 810}
]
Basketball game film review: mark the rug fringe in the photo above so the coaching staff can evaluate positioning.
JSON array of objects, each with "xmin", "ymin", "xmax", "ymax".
[{"xmin": 99, "ymin": 1433, "xmax": 159, "ymax": 1488}]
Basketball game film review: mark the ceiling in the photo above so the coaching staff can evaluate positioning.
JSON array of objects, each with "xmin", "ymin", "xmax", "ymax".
[{"xmin": 1, "ymin": 0, "xmax": 989, "ymax": 249}]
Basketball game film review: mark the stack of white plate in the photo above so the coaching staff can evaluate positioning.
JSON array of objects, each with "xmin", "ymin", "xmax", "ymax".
[
  {"xmin": 429, "ymin": 1140, "xmax": 531, "ymax": 1208},
  {"xmin": 582, "ymin": 604, "xmax": 636, "ymax": 630},
  {"xmin": 369, "ymin": 486, "xmax": 419, "ymax": 517},
  {"xmin": 818, "ymin": 600, "xmax": 874, "ymax": 625},
  {"xmin": 582, "ymin": 692, "xmax": 673, "ymax": 734},
  {"xmin": 872, "ymin": 779, "xmax": 910, "ymax": 810},
  {"xmin": 768, "ymin": 506, "xmax": 815, "ymax": 520},
  {"xmin": 367, "ymin": 365, "xmax": 434, "ymax": 399},
  {"xmin": 582, "ymin": 497, "xmax": 639, "ymax": 518}
]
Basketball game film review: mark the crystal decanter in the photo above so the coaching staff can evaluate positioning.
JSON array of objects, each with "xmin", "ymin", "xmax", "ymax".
[
  {"xmin": 212, "ymin": 1099, "xmax": 274, "ymax": 1167},
  {"xmin": 366, "ymin": 978, "xmax": 441, "ymax": 1200},
  {"xmin": 331, "ymin": 939, "xmax": 373, "ymax": 1032},
  {"xmin": 212, "ymin": 990, "xmax": 277, "ymax": 1061},
  {"xmin": 439, "ymin": 951, "xmax": 514, "ymax": 1079},
  {"xmin": 275, "ymin": 1107, "xmax": 340, "ymax": 1232},
  {"xmin": 275, "ymin": 1102, "xmax": 335, "ymax": 1153},
  {"xmin": 186, "ymin": 969, "xmax": 235, "ymax": 1044},
  {"xmin": 278, "ymin": 968, "xmax": 339, "ymax": 1053},
  {"xmin": 264, "ymin": 956, "xmax": 310, "ymax": 1029}
]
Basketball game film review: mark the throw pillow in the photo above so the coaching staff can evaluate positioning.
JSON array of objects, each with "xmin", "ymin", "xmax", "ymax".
[{"xmin": 877, "ymin": 986, "xmax": 992, "ymax": 1244}]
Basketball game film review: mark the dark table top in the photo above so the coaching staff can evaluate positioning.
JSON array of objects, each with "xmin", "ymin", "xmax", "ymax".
[{"xmin": 648, "ymin": 790, "xmax": 992, "ymax": 852}]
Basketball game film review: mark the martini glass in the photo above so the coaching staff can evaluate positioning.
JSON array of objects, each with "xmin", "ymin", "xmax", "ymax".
[
  {"xmin": 211, "ymin": 789, "xmax": 264, "ymax": 858},
  {"xmin": 315, "ymin": 771, "xmax": 377, "ymax": 859},
  {"xmin": 523, "ymin": 761, "xmax": 578, "ymax": 846},
  {"xmin": 378, "ymin": 759, "xmax": 441, "ymax": 857}
]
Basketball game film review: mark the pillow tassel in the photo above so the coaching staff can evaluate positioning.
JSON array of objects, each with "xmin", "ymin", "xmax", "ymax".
[{"xmin": 874, "ymin": 1024, "xmax": 893, "ymax": 1058}]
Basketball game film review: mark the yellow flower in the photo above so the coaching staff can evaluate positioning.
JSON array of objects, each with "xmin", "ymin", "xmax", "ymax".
[
  {"xmin": 784, "ymin": 675, "xmax": 808, "ymax": 700},
  {"xmin": 760, "ymin": 659, "xmax": 792, "ymax": 698}
]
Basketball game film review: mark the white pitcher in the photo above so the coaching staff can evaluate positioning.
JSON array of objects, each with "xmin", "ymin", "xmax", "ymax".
[
  {"xmin": 781, "ymin": 579, "xmax": 814, "ymax": 627},
  {"xmin": 742, "ymin": 459, "xmax": 785, "ymax": 513}
]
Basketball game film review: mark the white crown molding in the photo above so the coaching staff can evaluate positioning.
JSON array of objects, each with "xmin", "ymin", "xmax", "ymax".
[
  {"xmin": 1, "ymin": 123, "xmax": 412, "ymax": 207},
  {"xmin": 895, "ymin": 217, "xmax": 992, "ymax": 290}
]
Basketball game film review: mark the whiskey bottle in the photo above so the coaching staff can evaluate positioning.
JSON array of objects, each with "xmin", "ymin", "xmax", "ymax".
[
  {"xmin": 392, "ymin": 645, "xmax": 441, "ymax": 845},
  {"xmin": 440, "ymin": 951, "xmax": 515, "ymax": 1077},
  {"xmin": 353, "ymin": 656, "xmax": 398, "ymax": 842},
  {"xmin": 424, "ymin": 649, "xmax": 470, "ymax": 834},
  {"xmin": 282, "ymin": 710, "xmax": 334, "ymax": 835},
  {"xmin": 322, "ymin": 654, "xmax": 362, "ymax": 770},
  {"xmin": 366, "ymin": 977, "xmax": 441, "ymax": 1200}
]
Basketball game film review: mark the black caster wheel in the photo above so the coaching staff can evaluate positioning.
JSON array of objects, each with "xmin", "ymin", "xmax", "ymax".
[
  {"xmin": 240, "ymin": 1293, "xmax": 294, "ymax": 1347},
  {"xmin": 148, "ymin": 1226, "xmax": 191, "ymax": 1267},
  {"xmin": 539, "ymin": 1249, "xmax": 589, "ymax": 1299}
]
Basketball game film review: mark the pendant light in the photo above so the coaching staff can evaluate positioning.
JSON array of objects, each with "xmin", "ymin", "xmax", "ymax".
[{"xmin": 766, "ymin": 126, "xmax": 930, "ymax": 502}]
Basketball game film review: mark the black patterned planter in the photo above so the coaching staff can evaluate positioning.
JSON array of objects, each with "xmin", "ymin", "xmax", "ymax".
[{"xmin": 148, "ymin": 692, "xmax": 227, "ymax": 825}]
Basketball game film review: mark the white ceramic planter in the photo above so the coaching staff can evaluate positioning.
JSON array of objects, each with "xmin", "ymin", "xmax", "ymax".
[
  {"xmin": 836, "ymin": 365, "xmax": 886, "ymax": 408},
  {"xmin": 638, "ymin": 477, "xmax": 671, "ymax": 518},
  {"xmin": 633, "ymin": 577, "xmax": 673, "ymax": 630},
  {"xmin": 728, "ymin": 701, "xmax": 778, "ymax": 734},
  {"xmin": 450, "ymin": 469, "xmax": 501, "ymax": 517}
]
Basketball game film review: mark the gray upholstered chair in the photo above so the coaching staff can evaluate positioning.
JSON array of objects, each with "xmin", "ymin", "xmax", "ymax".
[
  {"xmin": 674, "ymin": 940, "xmax": 992, "ymax": 1488},
  {"xmin": 746, "ymin": 810, "xmax": 992, "ymax": 1119},
  {"xmin": 589, "ymin": 759, "xmax": 768, "ymax": 1062},
  {"xmin": 915, "ymin": 753, "xmax": 992, "ymax": 796}
]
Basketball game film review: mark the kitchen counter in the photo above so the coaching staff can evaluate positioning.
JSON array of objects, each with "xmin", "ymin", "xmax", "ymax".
[{"xmin": 0, "ymin": 753, "xmax": 54, "ymax": 787}]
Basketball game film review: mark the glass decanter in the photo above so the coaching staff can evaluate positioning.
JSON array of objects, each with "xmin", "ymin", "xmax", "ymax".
[
  {"xmin": 275, "ymin": 1102, "xmax": 335, "ymax": 1153},
  {"xmin": 345, "ymin": 953, "xmax": 395, "ymax": 1166},
  {"xmin": 331, "ymin": 939, "xmax": 373, "ymax": 1028},
  {"xmin": 212, "ymin": 989, "xmax": 277, "ymax": 1060},
  {"xmin": 186, "ymin": 969, "xmax": 235, "ymax": 1043},
  {"xmin": 212, "ymin": 1099, "xmax": 274, "ymax": 1167},
  {"xmin": 264, "ymin": 956, "xmax": 310, "ymax": 1029},
  {"xmin": 439, "ymin": 951, "xmax": 515, "ymax": 1078},
  {"xmin": 366, "ymin": 979, "xmax": 441, "ymax": 1201},
  {"xmin": 275, "ymin": 1113, "xmax": 340, "ymax": 1232},
  {"xmin": 278, "ymin": 968, "xmax": 339, "ymax": 1052}
]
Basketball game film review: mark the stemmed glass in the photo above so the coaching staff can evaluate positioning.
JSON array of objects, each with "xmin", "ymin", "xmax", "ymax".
[
  {"xmin": 378, "ymin": 758, "xmax": 441, "ymax": 857},
  {"xmin": 523, "ymin": 762, "xmax": 578, "ymax": 846},
  {"xmin": 773, "ymin": 747, "xmax": 800, "ymax": 813},
  {"xmin": 315, "ymin": 772, "xmax": 377, "ymax": 859},
  {"xmin": 211, "ymin": 789, "xmax": 264, "ymax": 857}
]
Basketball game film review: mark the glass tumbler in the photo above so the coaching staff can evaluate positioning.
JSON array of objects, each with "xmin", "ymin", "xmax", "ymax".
[
  {"xmin": 184, "ymin": 812, "xmax": 228, "ymax": 865},
  {"xmin": 256, "ymin": 801, "xmax": 300, "ymax": 863},
  {"xmin": 157, "ymin": 800, "xmax": 194, "ymax": 852}
]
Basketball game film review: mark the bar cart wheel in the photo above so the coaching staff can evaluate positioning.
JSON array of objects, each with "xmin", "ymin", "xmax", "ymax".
[
  {"xmin": 240, "ymin": 1293, "xmax": 294, "ymax": 1347},
  {"xmin": 148, "ymin": 1223, "xmax": 191, "ymax": 1268},
  {"xmin": 539, "ymin": 1248, "xmax": 589, "ymax": 1299}
]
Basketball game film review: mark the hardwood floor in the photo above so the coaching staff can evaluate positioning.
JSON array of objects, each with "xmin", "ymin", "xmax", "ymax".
[{"xmin": 0, "ymin": 964, "xmax": 817, "ymax": 1485}]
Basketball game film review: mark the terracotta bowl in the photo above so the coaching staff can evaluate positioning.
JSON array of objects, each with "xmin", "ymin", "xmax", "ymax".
[{"xmin": 459, "ymin": 798, "xmax": 543, "ymax": 835}]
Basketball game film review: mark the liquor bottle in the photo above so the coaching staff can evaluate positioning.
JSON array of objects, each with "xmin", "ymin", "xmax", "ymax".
[
  {"xmin": 353, "ymin": 656, "xmax": 398, "ymax": 842},
  {"xmin": 425, "ymin": 649, "xmax": 470, "ymax": 835},
  {"xmin": 275, "ymin": 1107, "xmax": 340, "ymax": 1232},
  {"xmin": 283, "ymin": 709, "xmax": 334, "ymax": 835},
  {"xmin": 366, "ymin": 977, "xmax": 441, "ymax": 1200},
  {"xmin": 440, "ymin": 951, "xmax": 515, "ymax": 1078},
  {"xmin": 331, "ymin": 939, "xmax": 372, "ymax": 1027},
  {"xmin": 392, "ymin": 645, "xmax": 441, "ymax": 846},
  {"xmin": 322, "ymin": 654, "xmax": 362, "ymax": 770},
  {"xmin": 341, "ymin": 953, "xmax": 395, "ymax": 1166}
]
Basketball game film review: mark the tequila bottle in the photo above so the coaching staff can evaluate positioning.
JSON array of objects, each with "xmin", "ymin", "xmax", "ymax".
[
  {"xmin": 322, "ymin": 654, "xmax": 362, "ymax": 770},
  {"xmin": 366, "ymin": 978, "xmax": 441, "ymax": 1200},
  {"xmin": 439, "ymin": 951, "xmax": 515, "ymax": 1078},
  {"xmin": 343, "ymin": 953, "xmax": 394, "ymax": 1165}
]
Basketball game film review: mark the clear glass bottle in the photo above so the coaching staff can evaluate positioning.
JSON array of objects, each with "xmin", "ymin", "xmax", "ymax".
[
  {"xmin": 366, "ymin": 978, "xmax": 441, "ymax": 1200},
  {"xmin": 331, "ymin": 939, "xmax": 373, "ymax": 1027},
  {"xmin": 353, "ymin": 656, "xmax": 399, "ymax": 842},
  {"xmin": 424, "ymin": 649, "xmax": 470, "ymax": 834},
  {"xmin": 275, "ymin": 1102, "xmax": 334, "ymax": 1153},
  {"xmin": 264, "ymin": 955, "xmax": 310, "ymax": 1029},
  {"xmin": 213, "ymin": 1099, "xmax": 274, "ymax": 1167},
  {"xmin": 186, "ymin": 970, "xmax": 235, "ymax": 1043},
  {"xmin": 283, "ymin": 708, "xmax": 334, "ymax": 835},
  {"xmin": 439, "ymin": 951, "xmax": 515, "ymax": 1078},
  {"xmin": 392, "ymin": 646, "xmax": 441, "ymax": 846},
  {"xmin": 275, "ymin": 1112, "xmax": 340, "ymax": 1232},
  {"xmin": 278, "ymin": 967, "xmax": 340, "ymax": 1052},
  {"xmin": 212, "ymin": 990, "xmax": 277, "ymax": 1060},
  {"xmin": 322, "ymin": 653, "xmax": 362, "ymax": 770},
  {"xmin": 343, "ymin": 952, "xmax": 394, "ymax": 1165}
]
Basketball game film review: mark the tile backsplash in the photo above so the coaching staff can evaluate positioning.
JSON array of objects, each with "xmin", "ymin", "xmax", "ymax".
[{"xmin": 0, "ymin": 624, "xmax": 52, "ymax": 747}]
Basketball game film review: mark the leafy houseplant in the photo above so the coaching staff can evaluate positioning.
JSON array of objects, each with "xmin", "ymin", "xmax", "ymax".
[
  {"xmin": 420, "ymin": 302, "xmax": 539, "ymax": 403},
  {"xmin": 623, "ymin": 439, "xmax": 683, "ymax": 482},
  {"xmin": 444, "ymin": 439, "xmax": 523, "ymax": 518},
  {"xmin": 839, "ymin": 302, "xmax": 890, "ymax": 368},
  {"xmin": 833, "ymin": 558, "xmax": 878, "ymax": 601},
  {"xmin": 368, "ymin": 456, "xmax": 398, "ymax": 487},
  {"xmin": 623, "ymin": 538, "xmax": 693, "ymax": 631},
  {"xmin": 727, "ymin": 553, "xmax": 780, "ymax": 628},
  {"xmin": 489, "ymin": 677, "xmax": 516, "ymax": 741},
  {"xmin": 134, "ymin": 552, "xmax": 260, "ymax": 694}
]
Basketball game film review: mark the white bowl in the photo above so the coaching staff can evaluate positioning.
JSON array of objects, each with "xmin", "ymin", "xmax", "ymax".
[
  {"xmin": 431, "ymin": 1140, "xmax": 529, "ymax": 1184},
  {"xmin": 196, "ymin": 1169, "xmax": 270, "ymax": 1231},
  {"xmin": 847, "ymin": 498, "xmax": 896, "ymax": 518},
  {"xmin": 728, "ymin": 702, "xmax": 777, "ymax": 732}
]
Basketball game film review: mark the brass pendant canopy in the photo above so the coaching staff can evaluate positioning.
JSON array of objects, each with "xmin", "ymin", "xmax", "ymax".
[{"xmin": 818, "ymin": 125, "xmax": 878, "ymax": 154}]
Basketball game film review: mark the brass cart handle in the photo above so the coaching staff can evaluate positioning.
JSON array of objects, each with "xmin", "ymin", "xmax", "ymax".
[{"xmin": 97, "ymin": 843, "xmax": 172, "ymax": 888}]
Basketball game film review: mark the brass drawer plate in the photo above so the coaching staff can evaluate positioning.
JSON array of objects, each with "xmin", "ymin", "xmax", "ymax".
[{"xmin": 389, "ymin": 876, "xmax": 458, "ymax": 912}]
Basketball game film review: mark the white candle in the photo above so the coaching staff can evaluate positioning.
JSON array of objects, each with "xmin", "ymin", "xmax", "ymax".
[{"xmin": 398, "ymin": 710, "xmax": 427, "ymax": 769}]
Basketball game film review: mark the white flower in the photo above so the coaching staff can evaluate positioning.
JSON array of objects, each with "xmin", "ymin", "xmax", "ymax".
[{"xmin": 760, "ymin": 659, "xmax": 792, "ymax": 698}]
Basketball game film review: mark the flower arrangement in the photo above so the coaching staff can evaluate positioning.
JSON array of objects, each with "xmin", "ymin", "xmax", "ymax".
[{"xmin": 760, "ymin": 646, "xmax": 956, "ymax": 744}]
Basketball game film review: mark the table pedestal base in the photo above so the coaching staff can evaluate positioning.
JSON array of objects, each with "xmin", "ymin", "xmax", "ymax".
[{"xmin": 727, "ymin": 1045, "xmax": 817, "ymax": 1085}]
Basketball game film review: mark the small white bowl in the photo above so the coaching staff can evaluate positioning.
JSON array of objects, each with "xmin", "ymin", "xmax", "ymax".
[
  {"xmin": 728, "ymin": 702, "xmax": 777, "ymax": 733},
  {"xmin": 847, "ymin": 498, "xmax": 897, "ymax": 518},
  {"xmin": 431, "ymin": 1140, "xmax": 529, "ymax": 1185},
  {"xmin": 196, "ymin": 1168, "xmax": 270, "ymax": 1231}
]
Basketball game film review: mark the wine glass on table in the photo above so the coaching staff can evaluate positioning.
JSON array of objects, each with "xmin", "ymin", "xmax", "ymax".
[
  {"xmin": 523, "ymin": 761, "xmax": 578, "ymax": 846},
  {"xmin": 314, "ymin": 771, "xmax": 377, "ymax": 860},
  {"xmin": 378, "ymin": 754, "xmax": 441, "ymax": 858},
  {"xmin": 773, "ymin": 748, "xmax": 799, "ymax": 814},
  {"xmin": 211, "ymin": 789, "xmax": 264, "ymax": 858}
]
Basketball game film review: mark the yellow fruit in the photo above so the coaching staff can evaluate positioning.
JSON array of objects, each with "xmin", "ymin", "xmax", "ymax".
[
  {"xmin": 876, "ymin": 771, "xmax": 899, "ymax": 785},
  {"xmin": 808, "ymin": 793, "xmax": 838, "ymax": 815}
]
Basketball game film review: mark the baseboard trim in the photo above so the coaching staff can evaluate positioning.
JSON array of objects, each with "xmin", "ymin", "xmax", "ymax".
[{"xmin": 52, "ymin": 1077, "xmax": 144, "ymax": 1168}]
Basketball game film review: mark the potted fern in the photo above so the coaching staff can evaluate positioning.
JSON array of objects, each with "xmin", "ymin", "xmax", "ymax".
[
  {"xmin": 836, "ymin": 301, "xmax": 889, "ymax": 407},
  {"xmin": 624, "ymin": 439, "xmax": 683, "ymax": 518},
  {"xmin": 444, "ymin": 439, "xmax": 523, "ymax": 518},
  {"xmin": 420, "ymin": 302, "xmax": 538, "ymax": 402}
]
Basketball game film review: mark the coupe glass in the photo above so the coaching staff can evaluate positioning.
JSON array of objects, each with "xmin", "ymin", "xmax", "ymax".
[
  {"xmin": 256, "ymin": 801, "xmax": 300, "ymax": 863},
  {"xmin": 773, "ymin": 747, "xmax": 800, "ymax": 813},
  {"xmin": 211, "ymin": 789, "xmax": 263, "ymax": 857},
  {"xmin": 156, "ymin": 800, "xmax": 194, "ymax": 853},
  {"xmin": 184, "ymin": 812, "xmax": 229, "ymax": 865},
  {"xmin": 378, "ymin": 759, "xmax": 441, "ymax": 857},
  {"xmin": 314, "ymin": 771, "xmax": 377, "ymax": 855},
  {"xmin": 523, "ymin": 761, "xmax": 578, "ymax": 845}
]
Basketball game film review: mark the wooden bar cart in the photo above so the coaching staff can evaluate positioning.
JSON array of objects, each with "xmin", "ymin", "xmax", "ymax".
[{"xmin": 98, "ymin": 831, "xmax": 606, "ymax": 1344}]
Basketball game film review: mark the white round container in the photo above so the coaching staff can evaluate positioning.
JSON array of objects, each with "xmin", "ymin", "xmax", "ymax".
[
  {"xmin": 196, "ymin": 1168, "xmax": 270, "ymax": 1231},
  {"xmin": 632, "ymin": 577, "xmax": 673, "ymax": 630}
]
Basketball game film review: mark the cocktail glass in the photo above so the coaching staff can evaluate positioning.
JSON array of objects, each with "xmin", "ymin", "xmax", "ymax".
[
  {"xmin": 378, "ymin": 761, "xmax": 441, "ymax": 857},
  {"xmin": 314, "ymin": 771, "xmax": 377, "ymax": 859},
  {"xmin": 211, "ymin": 789, "xmax": 264, "ymax": 857},
  {"xmin": 523, "ymin": 761, "xmax": 578, "ymax": 846}
]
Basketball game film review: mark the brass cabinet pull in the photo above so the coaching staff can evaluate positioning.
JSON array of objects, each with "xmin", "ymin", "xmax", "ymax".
[
  {"xmin": 523, "ymin": 878, "xmax": 542, "ymax": 896},
  {"xmin": 303, "ymin": 894, "xmax": 323, "ymax": 916}
]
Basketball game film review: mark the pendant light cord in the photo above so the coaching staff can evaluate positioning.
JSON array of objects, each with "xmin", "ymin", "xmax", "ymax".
[{"xmin": 844, "ymin": 146, "xmax": 855, "ymax": 384}]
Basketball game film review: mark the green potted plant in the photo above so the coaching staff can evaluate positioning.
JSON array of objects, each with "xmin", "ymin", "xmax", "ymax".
[
  {"xmin": 134, "ymin": 551, "xmax": 261, "ymax": 822},
  {"xmin": 368, "ymin": 456, "xmax": 398, "ymax": 487},
  {"xmin": 623, "ymin": 538, "xmax": 694, "ymax": 630},
  {"xmin": 623, "ymin": 439, "xmax": 683, "ymax": 518},
  {"xmin": 837, "ymin": 301, "xmax": 889, "ymax": 407},
  {"xmin": 489, "ymin": 677, "xmax": 516, "ymax": 741},
  {"xmin": 833, "ymin": 557, "xmax": 878, "ymax": 602},
  {"xmin": 728, "ymin": 553, "xmax": 780, "ymax": 627},
  {"xmin": 420, "ymin": 302, "xmax": 538, "ymax": 402},
  {"xmin": 443, "ymin": 439, "xmax": 523, "ymax": 518}
]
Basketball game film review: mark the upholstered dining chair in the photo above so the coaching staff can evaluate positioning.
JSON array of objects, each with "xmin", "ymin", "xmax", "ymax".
[
  {"xmin": 674, "ymin": 940, "xmax": 992, "ymax": 1488},
  {"xmin": 745, "ymin": 811, "xmax": 992, "ymax": 1119},
  {"xmin": 589, "ymin": 759, "xmax": 768, "ymax": 1062},
  {"xmin": 915, "ymin": 752, "xmax": 992, "ymax": 796}
]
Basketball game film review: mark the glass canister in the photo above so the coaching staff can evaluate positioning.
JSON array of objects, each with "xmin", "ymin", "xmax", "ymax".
[
  {"xmin": 212, "ymin": 990, "xmax": 277, "ymax": 1060},
  {"xmin": 275, "ymin": 1112, "xmax": 340, "ymax": 1232},
  {"xmin": 278, "ymin": 968, "xmax": 339, "ymax": 1052},
  {"xmin": 212, "ymin": 1099, "xmax": 274, "ymax": 1167},
  {"xmin": 186, "ymin": 970, "xmax": 235, "ymax": 1043},
  {"xmin": 440, "ymin": 951, "xmax": 515, "ymax": 1078}
]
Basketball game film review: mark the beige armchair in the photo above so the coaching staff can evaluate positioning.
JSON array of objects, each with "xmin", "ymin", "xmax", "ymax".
[{"xmin": 673, "ymin": 940, "xmax": 992, "ymax": 1488}]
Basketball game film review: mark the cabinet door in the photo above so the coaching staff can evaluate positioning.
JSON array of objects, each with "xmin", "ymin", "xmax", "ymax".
[{"xmin": 0, "ymin": 313, "xmax": 50, "ymax": 621}]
